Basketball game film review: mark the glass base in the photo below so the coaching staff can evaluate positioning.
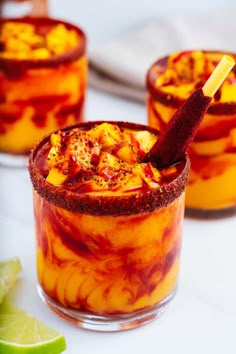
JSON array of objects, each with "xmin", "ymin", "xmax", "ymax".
[
  {"xmin": 37, "ymin": 285, "xmax": 175, "ymax": 332},
  {"xmin": 185, "ymin": 205, "xmax": 236, "ymax": 219}
]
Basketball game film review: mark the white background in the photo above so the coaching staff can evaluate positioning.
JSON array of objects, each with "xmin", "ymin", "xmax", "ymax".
[
  {"xmin": 1, "ymin": 1, "xmax": 236, "ymax": 354},
  {"xmin": 4, "ymin": 0, "xmax": 236, "ymax": 46}
]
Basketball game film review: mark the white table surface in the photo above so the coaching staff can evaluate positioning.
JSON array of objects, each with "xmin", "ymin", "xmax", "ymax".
[{"xmin": 1, "ymin": 88, "xmax": 236, "ymax": 354}]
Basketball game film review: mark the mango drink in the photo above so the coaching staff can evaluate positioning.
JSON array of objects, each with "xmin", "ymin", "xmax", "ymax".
[
  {"xmin": 147, "ymin": 50, "xmax": 236, "ymax": 216},
  {"xmin": 29, "ymin": 121, "xmax": 190, "ymax": 331},
  {"xmin": 0, "ymin": 17, "xmax": 87, "ymax": 154}
]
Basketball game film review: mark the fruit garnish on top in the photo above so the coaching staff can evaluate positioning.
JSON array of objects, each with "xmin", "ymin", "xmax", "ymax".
[
  {"xmin": 0, "ymin": 21, "xmax": 79, "ymax": 60},
  {"xmin": 157, "ymin": 51, "xmax": 214, "ymax": 86},
  {"xmin": 155, "ymin": 50, "xmax": 236, "ymax": 101},
  {"xmin": 45, "ymin": 122, "xmax": 177, "ymax": 194}
]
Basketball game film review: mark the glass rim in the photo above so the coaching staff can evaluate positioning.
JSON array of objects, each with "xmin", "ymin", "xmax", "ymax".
[
  {"xmin": 146, "ymin": 49, "xmax": 236, "ymax": 115},
  {"xmin": 28, "ymin": 121, "xmax": 190, "ymax": 216},
  {"xmin": 0, "ymin": 16, "xmax": 86, "ymax": 74}
]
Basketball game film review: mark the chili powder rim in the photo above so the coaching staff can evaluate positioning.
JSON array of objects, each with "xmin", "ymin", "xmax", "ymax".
[
  {"xmin": 146, "ymin": 49, "xmax": 236, "ymax": 115},
  {"xmin": 0, "ymin": 16, "xmax": 86, "ymax": 71},
  {"xmin": 28, "ymin": 121, "xmax": 190, "ymax": 216}
]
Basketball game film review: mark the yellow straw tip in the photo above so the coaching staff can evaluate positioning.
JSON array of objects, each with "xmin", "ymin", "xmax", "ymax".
[
  {"xmin": 203, "ymin": 54, "xmax": 235, "ymax": 97},
  {"xmin": 223, "ymin": 55, "xmax": 235, "ymax": 66}
]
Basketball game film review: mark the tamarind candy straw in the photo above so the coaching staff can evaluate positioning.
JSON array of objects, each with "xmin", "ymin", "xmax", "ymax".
[{"xmin": 143, "ymin": 55, "xmax": 235, "ymax": 168}]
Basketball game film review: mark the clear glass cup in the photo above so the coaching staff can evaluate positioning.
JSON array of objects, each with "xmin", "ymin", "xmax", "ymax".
[
  {"xmin": 29, "ymin": 121, "xmax": 190, "ymax": 331},
  {"xmin": 147, "ymin": 50, "xmax": 236, "ymax": 218},
  {"xmin": 0, "ymin": 16, "xmax": 87, "ymax": 164}
]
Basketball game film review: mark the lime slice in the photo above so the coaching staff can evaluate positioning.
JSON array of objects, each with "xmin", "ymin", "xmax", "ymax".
[
  {"xmin": 0, "ymin": 257, "xmax": 22, "ymax": 304},
  {"xmin": 0, "ymin": 299, "xmax": 67, "ymax": 354}
]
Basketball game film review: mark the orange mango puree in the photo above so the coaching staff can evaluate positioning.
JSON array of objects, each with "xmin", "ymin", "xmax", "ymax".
[
  {"xmin": 34, "ymin": 191, "xmax": 184, "ymax": 315},
  {"xmin": 147, "ymin": 51, "xmax": 236, "ymax": 212}
]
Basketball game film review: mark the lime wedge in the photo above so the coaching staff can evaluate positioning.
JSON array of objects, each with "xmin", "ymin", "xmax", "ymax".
[
  {"xmin": 0, "ymin": 299, "xmax": 67, "ymax": 354},
  {"xmin": 0, "ymin": 257, "xmax": 22, "ymax": 304}
]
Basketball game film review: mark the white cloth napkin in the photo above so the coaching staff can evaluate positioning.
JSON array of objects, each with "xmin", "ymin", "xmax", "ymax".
[{"xmin": 89, "ymin": 10, "xmax": 236, "ymax": 102}]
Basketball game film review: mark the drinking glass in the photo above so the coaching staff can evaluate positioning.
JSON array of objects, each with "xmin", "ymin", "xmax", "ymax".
[
  {"xmin": 147, "ymin": 50, "xmax": 236, "ymax": 217},
  {"xmin": 0, "ymin": 16, "xmax": 87, "ymax": 165},
  {"xmin": 29, "ymin": 121, "xmax": 190, "ymax": 331}
]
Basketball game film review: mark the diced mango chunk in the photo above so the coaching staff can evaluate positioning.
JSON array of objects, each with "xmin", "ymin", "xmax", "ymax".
[
  {"xmin": 98, "ymin": 152, "xmax": 128, "ymax": 172},
  {"xmin": 32, "ymin": 48, "xmax": 50, "ymax": 59},
  {"xmin": 115, "ymin": 143, "xmax": 137, "ymax": 163},
  {"xmin": 133, "ymin": 130, "xmax": 157, "ymax": 153},
  {"xmin": 46, "ymin": 167, "xmax": 67, "ymax": 186},
  {"xmin": 0, "ymin": 21, "xmax": 79, "ymax": 60},
  {"xmin": 133, "ymin": 163, "xmax": 161, "ymax": 189},
  {"xmin": 122, "ymin": 173, "xmax": 143, "ymax": 192},
  {"xmin": 89, "ymin": 123, "xmax": 121, "ymax": 149}
]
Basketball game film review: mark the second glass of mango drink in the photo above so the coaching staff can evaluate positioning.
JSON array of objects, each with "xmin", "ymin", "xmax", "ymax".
[
  {"xmin": 0, "ymin": 16, "xmax": 87, "ymax": 155},
  {"xmin": 147, "ymin": 50, "xmax": 236, "ymax": 216}
]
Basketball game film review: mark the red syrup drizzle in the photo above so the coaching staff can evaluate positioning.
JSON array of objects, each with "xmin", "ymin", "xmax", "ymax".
[
  {"xmin": 55, "ymin": 95, "xmax": 85, "ymax": 127},
  {"xmin": 194, "ymin": 116, "xmax": 236, "ymax": 141},
  {"xmin": 27, "ymin": 94, "xmax": 69, "ymax": 127},
  {"xmin": 188, "ymin": 153, "xmax": 236, "ymax": 181},
  {"xmin": 0, "ymin": 93, "xmax": 84, "ymax": 132},
  {"xmin": 0, "ymin": 108, "xmax": 24, "ymax": 133}
]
